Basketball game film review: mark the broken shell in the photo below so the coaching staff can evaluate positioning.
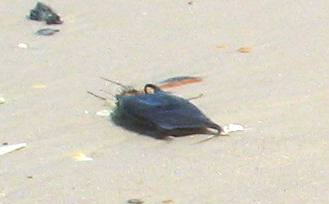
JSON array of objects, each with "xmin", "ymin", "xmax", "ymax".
[
  {"xmin": 18, "ymin": 43, "xmax": 28, "ymax": 49},
  {"xmin": 223, "ymin": 124, "xmax": 244, "ymax": 134},
  {"xmin": 96, "ymin": 110, "xmax": 111, "ymax": 117},
  {"xmin": 72, "ymin": 152, "xmax": 93, "ymax": 161},
  {"xmin": 0, "ymin": 143, "xmax": 27, "ymax": 156}
]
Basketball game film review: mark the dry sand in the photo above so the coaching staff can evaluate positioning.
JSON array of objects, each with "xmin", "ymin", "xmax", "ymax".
[{"xmin": 1, "ymin": 0, "xmax": 329, "ymax": 203}]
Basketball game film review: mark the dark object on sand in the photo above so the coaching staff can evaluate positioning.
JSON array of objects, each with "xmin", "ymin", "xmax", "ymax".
[
  {"xmin": 112, "ymin": 83, "xmax": 223, "ymax": 139},
  {"xmin": 29, "ymin": 2, "xmax": 63, "ymax": 24},
  {"xmin": 36, "ymin": 28, "xmax": 60, "ymax": 36},
  {"xmin": 159, "ymin": 76, "xmax": 202, "ymax": 89},
  {"xmin": 127, "ymin": 199, "xmax": 144, "ymax": 204}
]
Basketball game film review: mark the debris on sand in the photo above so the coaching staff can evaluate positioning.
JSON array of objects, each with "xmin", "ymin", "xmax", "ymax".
[
  {"xmin": 0, "ymin": 143, "xmax": 27, "ymax": 156},
  {"xmin": 36, "ymin": 28, "xmax": 60, "ymax": 36},
  {"xmin": 110, "ymin": 82, "xmax": 223, "ymax": 139},
  {"xmin": 0, "ymin": 97, "xmax": 5, "ymax": 104},
  {"xmin": 162, "ymin": 199, "xmax": 175, "ymax": 204},
  {"xmin": 216, "ymin": 44, "xmax": 228, "ymax": 49},
  {"xmin": 32, "ymin": 83, "xmax": 47, "ymax": 89},
  {"xmin": 96, "ymin": 109, "xmax": 111, "ymax": 117},
  {"xmin": 72, "ymin": 152, "xmax": 93, "ymax": 161},
  {"xmin": 158, "ymin": 76, "xmax": 202, "ymax": 89},
  {"xmin": 18, "ymin": 43, "xmax": 28, "ymax": 49},
  {"xmin": 0, "ymin": 191, "xmax": 6, "ymax": 198},
  {"xmin": 127, "ymin": 199, "xmax": 144, "ymax": 204},
  {"xmin": 197, "ymin": 123, "xmax": 244, "ymax": 143},
  {"xmin": 29, "ymin": 2, "xmax": 63, "ymax": 24},
  {"xmin": 238, "ymin": 47, "xmax": 252, "ymax": 53},
  {"xmin": 223, "ymin": 123, "xmax": 245, "ymax": 134}
]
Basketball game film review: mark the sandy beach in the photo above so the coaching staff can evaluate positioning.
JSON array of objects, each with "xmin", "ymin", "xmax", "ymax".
[{"xmin": 1, "ymin": 0, "xmax": 329, "ymax": 203}]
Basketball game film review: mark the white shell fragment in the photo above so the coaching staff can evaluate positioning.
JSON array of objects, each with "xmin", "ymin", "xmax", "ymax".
[
  {"xmin": 18, "ymin": 43, "xmax": 28, "ymax": 49},
  {"xmin": 0, "ymin": 143, "xmax": 27, "ymax": 156},
  {"xmin": 72, "ymin": 152, "xmax": 93, "ymax": 161},
  {"xmin": 96, "ymin": 109, "xmax": 110, "ymax": 117},
  {"xmin": 223, "ymin": 123, "xmax": 245, "ymax": 134},
  {"xmin": 0, "ymin": 97, "xmax": 5, "ymax": 104}
]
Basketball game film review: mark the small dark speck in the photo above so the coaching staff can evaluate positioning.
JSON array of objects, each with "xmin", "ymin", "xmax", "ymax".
[
  {"xmin": 2, "ymin": 142, "xmax": 8, "ymax": 145},
  {"xmin": 27, "ymin": 176, "xmax": 33, "ymax": 179},
  {"xmin": 36, "ymin": 28, "xmax": 60, "ymax": 36},
  {"xmin": 188, "ymin": 1, "xmax": 193, "ymax": 5}
]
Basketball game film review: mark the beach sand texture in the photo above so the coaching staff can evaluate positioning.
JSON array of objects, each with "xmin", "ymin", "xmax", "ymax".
[{"xmin": 1, "ymin": 0, "xmax": 329, "ymax": 203}]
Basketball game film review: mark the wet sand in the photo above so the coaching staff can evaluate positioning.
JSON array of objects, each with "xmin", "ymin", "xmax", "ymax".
[{"xmin": 1, "ymin": 1, "xmax": 329, "ymax": 203}]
